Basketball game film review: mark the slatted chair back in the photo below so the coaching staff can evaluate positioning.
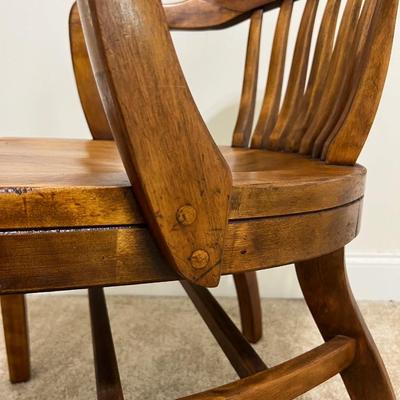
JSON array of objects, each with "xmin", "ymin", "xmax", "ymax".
[
  {"xmin": 72, "ymin": 0, "xmax": 398, "ymax": 287},
  {"xmin": 71, "ymin": 0, "xmax": 398, "ymax": 161},
  {"xmin": 166, "ymin": 0, "xmax": 397, "ymax": 165}
]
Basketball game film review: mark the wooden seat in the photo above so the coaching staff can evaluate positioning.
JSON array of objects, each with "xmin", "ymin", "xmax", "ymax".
[
  {"xmin": 0, "ymin": 138, "xmax": 365, "ymax": 230},
  {"xmin": 0, "ymin": 0, "xmax": 398, "ymax": 398}
]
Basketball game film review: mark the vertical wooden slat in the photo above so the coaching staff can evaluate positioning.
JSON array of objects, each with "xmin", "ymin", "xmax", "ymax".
[
  {"xmin": 312, "ymin": 0, "xmax": 378, "ymax": 158},
  {"xmin": 251, "ymin": 0, "xmax": 293, "ymax": 149},
  {"xmin": 299, "ymin": 0, "xmax": 363, "ymax": 155},
  {"xmin": 283, "ymin": 0, "xmax": 341, "ymax": 152},
  {"xmin": 232, "ymin": 9, "xmax": 263, "ymax": 148},
  {"xmin": 69, "ymin": 3, "xmax": 111, "ymax": 140},
  {"xmin": 263, "ymin": 0, "xmax": 320, "ymax": 150},
  {"xmin": 89, "ymin": 288, "xmax": 124, "ymax": 400},
  {"xmin": 319, "ymin": 0, "xmax": 379, "ymax": 159},
  {"xmin": 325, "ymin": 0, "xmax": 399, "ymax": 165}
]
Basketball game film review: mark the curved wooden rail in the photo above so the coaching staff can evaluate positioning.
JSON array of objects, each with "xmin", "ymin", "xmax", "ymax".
[
  {"xmin": 164, "ymin": 0, "xmax": 297, "ymax": 29},
  {"xmin": 0, "ymin": 199, "xmax": 362, "ymax": 294},
  {"xmin": 179, "ymin": 336, "xmax": 356, "ymax": 400}
]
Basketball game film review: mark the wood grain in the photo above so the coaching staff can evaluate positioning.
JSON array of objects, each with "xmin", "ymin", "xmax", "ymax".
[
  {"xmin": 0, "ymin": 199, "xmax": 362, "ymax": 294},
  {"xmin": 182, "ymin": 281, "xmax": 267, "ymax": 378},
  {"xmin": 0, "ymin": 139, "xmax": 365, "ymax": 230},
  {"xmin": 233, "ymin": 272, "xmax": 262, "ymax": 344},
  {"xmin": 78, "ymin": 0, "xmax": 233, "ymax": 287},
  {"xmin": 265, "ymin": 0, "xmax": 319, "ymax": 150},
  {"xmin": 283, "ymin": 0, "xmax": 341, "ymax": 152},
  {"xmin": 232, "ymin": 9, "xmax": 263, "ymax": 148},
  {"xmin": 325, "ymin": 0, "xmax": 399, "ymax": 164},
  {"xmin": 180, "ymin": 336, "xmax": 356, "ymax": 400},
  {"xmin": 88, "ymin": 288, "xmax": 124, "ymax": 400},
  {"xmin": 251, "ymin": 0, "xmax": 293, "ymax": 149},
  {"xmin": 69, "ymin": 3, "xmax": 111, "ymax": 140},
  {"xmin": 1, "ymin": 295, "xmax": 30, "ymax": 383},
  {"xmin": 296, "ymin": 248, "xmax": 396, "ymax": 399}
]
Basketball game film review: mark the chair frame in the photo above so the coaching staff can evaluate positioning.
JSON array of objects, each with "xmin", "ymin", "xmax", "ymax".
[{"xmin": 0, "ymin": 0, "xmax": 398, "ymax": 398}]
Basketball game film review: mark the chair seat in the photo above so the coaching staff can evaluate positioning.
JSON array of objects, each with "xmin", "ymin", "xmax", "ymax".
[{"xmin": 0, "ymin": 138, "xmax": 365, "ymax": 230}]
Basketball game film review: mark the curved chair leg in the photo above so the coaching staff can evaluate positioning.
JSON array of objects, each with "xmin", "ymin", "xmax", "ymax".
[
  {"xmin": 234, "ymin": 272, "xmax": 262, "ymax": 344},
  {"xmin": 1, "ymin": 294, "xmax": 30, "ymax": 383},
  {"xmin": 296, "ymin": 248, "xmax": 395, "ymax": 399}
]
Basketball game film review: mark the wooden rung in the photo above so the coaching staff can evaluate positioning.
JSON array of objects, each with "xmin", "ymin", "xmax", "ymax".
[
  {"xmin": 88, "ymin": 288, "xmax": 124, "ymax": 400},
  {"xmin": 179, "ymin": 336, "xmax": 356, "ymax": 400},
  {"xmin": 181, "ymin": 281, "xmax": 267, "ymax": 378}
]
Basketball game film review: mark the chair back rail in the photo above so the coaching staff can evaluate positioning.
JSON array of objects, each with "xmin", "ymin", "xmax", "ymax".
[{"xmin": 77, "ymin": 0, "xmax": 232, "ymax": 287}]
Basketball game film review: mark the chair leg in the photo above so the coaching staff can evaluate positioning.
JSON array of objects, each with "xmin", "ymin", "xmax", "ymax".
[
  {"xmin": 88, "ymin": 288, "xmax": 124, "ymax": 400},
  {"xmin": 295, "ymin": 248, "xmax": 395, "ymax": 399},
  {"xmin": 234, "ymin": 272, "xmax": 262, "ymax": 343},
  {"xmin": 1, "ymin": 294, "xmax": 30, "ymax": 383}
]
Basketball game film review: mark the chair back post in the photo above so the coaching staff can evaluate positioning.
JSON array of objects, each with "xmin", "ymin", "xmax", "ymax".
[{"xmin": 77, "ymin": 0, "xmax": 232, "ymax": 287}]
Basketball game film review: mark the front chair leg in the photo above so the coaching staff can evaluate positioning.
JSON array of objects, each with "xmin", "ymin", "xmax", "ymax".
[
  {"xmin": 1, "ymin": 294, "xmax": 30, "ymax": 383},
  {"xmin": 233, "ymin": 272, "xmax": 262, "ymax": 343},
  {"xmin": 296, "ymin": 248, "xmax": 395, "ymax": 399}
]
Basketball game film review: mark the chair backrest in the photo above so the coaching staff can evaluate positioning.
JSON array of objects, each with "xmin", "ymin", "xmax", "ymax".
[{"xmin": 72, "ymin": 0, "xmax": 397, "ymax": 286}]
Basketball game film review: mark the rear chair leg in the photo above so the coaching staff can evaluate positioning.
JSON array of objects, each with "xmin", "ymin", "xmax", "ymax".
[
  {"xmin": 1, "ymin": 294, "xmax": 30, "ymax": 383},
  {"xmin": 234, "ymin": 272, "xmax": 262, "ymax": 343},
  {"xmin": 296, "ymin": 248, "xmax": 395, "ymax": 399}
]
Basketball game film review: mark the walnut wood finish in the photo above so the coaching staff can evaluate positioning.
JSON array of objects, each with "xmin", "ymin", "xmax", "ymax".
[
  {"xmin": 88, "ymin": 288, "xmax": 124, "ymax": 400},
  {"xmin": 0, "ymin": 199, "xmax": 362, "ymax": 294},
  {"xmin": 164, "ymin": 0, "xmax": 298, "ymax": 29},
  {"xmin": 180, "ymin": 336, "xmax": 356, "ymax": 400},
  {"xmin": 296, "ymin": 248, "xmax": 396, "ymax": 399},
  {"xmin": 69, "ymin": 4, "xmax": 111, "ymax": 140},
  {"xmin": 232, "ymin": 9, "xmax": 263, "ymax": 148},
  {"xmin": 77, "ymin": 0, "xmax": 232, "ymax": 287},
  {"xmin": 264, "ymin": 0, "xmax": 319, "ymax": 150},
  {"xmin": 0, "ymin": 140, "xmax": 365, "ymax": 229},
  {"xmin": 181, "ymin": 281, "xmax": 266, "ymax": 378},
  {"xmin": 0, "ymin": 295, "xmax": 30, "ymax": 383},
  {"xmin": 0, "ymin": 0, "xmax": 397, "ymax": 397},
  {"xmin": 233, "ymin": 272, "xmax": 262, "ymax": 344},
  {"xmin": 251, "ymin": 0, "xmax": 293, "ymax": 148},
  {"xmin": 69, "ymin": 1, "xmax": 262, "ymax": 342}
]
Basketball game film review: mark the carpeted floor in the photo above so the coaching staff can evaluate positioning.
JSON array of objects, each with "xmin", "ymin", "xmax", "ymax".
[{"xmin": 0, "ymin": 296, "xmax": 399, "ymax": 399}]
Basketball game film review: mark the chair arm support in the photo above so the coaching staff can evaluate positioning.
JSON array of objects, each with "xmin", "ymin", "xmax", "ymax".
[{"xmin": 77, "ymin": 0, "xmax": 232, "ymax": 287}]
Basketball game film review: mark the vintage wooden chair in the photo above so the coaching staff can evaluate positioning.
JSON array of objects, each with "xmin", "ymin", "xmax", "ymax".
[
  {"xmin": 0, "ymin": 1, "xmax": 264, "ymax": 387},
  {"xmin": 0, "ymin": 0, "xmax": 398, "ymax": 398}
]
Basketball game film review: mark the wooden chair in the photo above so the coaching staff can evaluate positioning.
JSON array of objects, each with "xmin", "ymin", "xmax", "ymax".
[
  {"xmin": 0, "ymin": 0, "xmax": 397, "ymax": 398},
  {"xmin": 0, "ymin": 2, "xmax": 264, "ymax": 387}
]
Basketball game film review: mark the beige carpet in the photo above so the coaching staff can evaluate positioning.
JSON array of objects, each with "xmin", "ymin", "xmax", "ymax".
[{"xmin": 0, "ymin": 296, "xmax": 399, "ymax": 399}]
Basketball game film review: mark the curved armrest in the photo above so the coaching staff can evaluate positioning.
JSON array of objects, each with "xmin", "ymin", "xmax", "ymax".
[{"xmin": 77, "ymin": 0, "xmax": 232, "ymax": 287}]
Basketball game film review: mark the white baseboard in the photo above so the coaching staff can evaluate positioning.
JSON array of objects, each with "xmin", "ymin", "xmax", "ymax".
[{"xmin": 41, "ymin": 253, "xmax": 400, "ymax": 301}]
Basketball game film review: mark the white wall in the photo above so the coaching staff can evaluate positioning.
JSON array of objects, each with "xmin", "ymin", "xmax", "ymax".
[{"xmin": 1, "ymin": 1, "xmax": 399, "ymax": 299}]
